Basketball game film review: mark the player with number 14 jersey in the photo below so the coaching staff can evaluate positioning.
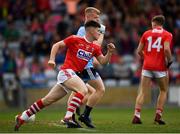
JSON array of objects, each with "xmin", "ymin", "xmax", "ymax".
[{"xmin": 140, "ymin": 27, "xmax": 172, "ymax": 71}]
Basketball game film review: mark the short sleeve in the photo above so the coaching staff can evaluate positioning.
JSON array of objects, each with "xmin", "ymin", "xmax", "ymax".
[
  {"xmin": 140, "ymin": 33, "xmax": 145, "ymax": 44},
  {"xmin": 63, "ymin": 35, "xmax": 75, "ymax": 47},
  {"xmin": 94, "ymin": 45, "xmax": 102, "ymax": 57},
  {"xmin": 165, "ymin": 33, "xmax": 173, "ymax": 43}
]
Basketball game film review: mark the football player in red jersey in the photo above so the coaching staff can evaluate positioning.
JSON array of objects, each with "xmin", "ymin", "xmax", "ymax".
[
  {"xmin": 132, "ymin": 15, "xmax": 173, "ymax": 125},
  {"xmin": 14, "ymin": 20, "xmax": 115, "ymax": 131},
  {"xmin": 61, "ymin": 7, "xmax": 106, "ymax": 128}
]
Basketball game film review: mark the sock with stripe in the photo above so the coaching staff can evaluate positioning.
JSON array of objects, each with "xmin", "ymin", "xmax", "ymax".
[
  {"xmin": 65, "ymin": 92, "xmax": 84, "ymax": 119},
  {"xmin": 155, "ymin": 108, "xmax": 163, "ymax": 120},
  {"xmin": 20, "ymin": 99, "xmax": 45, "ymax": 121},
  {"xmin": 134, "ymin": 108, "xmax": 141, "ymax": 118}
]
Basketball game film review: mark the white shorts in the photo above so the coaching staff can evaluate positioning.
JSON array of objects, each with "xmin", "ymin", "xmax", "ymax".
[
  {"xmin": 142, "ymin": 70, "xmax": 168, "ymax": 78},
  {"xmin": 56, "ymin": 69, "xmax": 77, "ymax": 85}
]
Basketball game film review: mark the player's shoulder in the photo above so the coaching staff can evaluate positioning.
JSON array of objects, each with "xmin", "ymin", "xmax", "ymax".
[
  {"xmin": 143, "ymin": 29, "xmax": 152, "ymax": 35},
  {"xmin": 163, "ymin": 29, "xmax": 173, "ymax": 37},
  {"xmin": 78, "ymin": 26, "xmax": 85, "ymax": 31}
]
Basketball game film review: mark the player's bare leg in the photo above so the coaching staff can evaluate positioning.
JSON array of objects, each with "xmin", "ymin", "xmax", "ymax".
[
  {"xmin": 132, "ymin": 76, "xmax": 151, "ymax": 124},
  {"xmin": 14, "ymin": 84, "xmax": 68, "ymax": 131},
  {"xmin": 154, "ymin": 76, "xmax": 168, "ymax": 125},
  {"xmin": 79, "ymin": 77, "xmax": 105, "ymax": 128},
  {"xmin": 86, "ymin": 77, "xmax": 105, "ymax": 106}
]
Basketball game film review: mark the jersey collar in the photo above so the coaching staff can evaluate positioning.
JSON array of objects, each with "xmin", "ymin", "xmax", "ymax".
[{"xmin": 83, "ymin": 36, "xmax": 92, "ymax": 43}]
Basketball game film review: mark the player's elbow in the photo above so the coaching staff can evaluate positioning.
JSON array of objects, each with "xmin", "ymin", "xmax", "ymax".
[
  {"xmin": 164, "ymin": 47, "xmax": 169, "ymax": 52},
  {"xmin": 99, "ymin": 59, "xmax": 108, "ymax": 65},
  {"xmin": 136, "ymin": 50, "xmax": 142, "ymax": 56}
]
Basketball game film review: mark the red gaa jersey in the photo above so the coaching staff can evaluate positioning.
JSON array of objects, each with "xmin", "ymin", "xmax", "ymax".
[
  {"xmin": 140, "ymin": 27, "xmax": 172, "ymax": 71},
  {"xmin": 61, "ymin": 35, "xmax": 102, "ymax": 72}
]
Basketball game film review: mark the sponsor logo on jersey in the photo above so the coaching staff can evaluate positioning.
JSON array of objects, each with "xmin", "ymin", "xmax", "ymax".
[{"xmin": 77, "ymin": 49, "xmax": 92, "ymax": 61}]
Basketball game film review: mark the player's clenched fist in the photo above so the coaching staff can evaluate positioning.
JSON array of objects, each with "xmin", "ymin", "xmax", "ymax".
[
  {"xmin": 48, "ymin": 60, "xmax": 56, "ymax": 68},
  {"xmin": 107, "ymin": 43, "xmax": 115, "ymax": 53}
]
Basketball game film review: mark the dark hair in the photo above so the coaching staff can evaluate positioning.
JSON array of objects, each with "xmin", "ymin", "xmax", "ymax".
[
  {"xmin": 85, "ymin": 20, "xmax": 101, "ymax": 29},
  {"xmin": 151, "ymin": 15, "xmax": 165, "ymax": 26}
]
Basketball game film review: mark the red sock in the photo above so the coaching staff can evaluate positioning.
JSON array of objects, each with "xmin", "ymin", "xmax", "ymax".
[
  {"xmin": 134, "ymin": 108, "xmax": 141, "ymax": 118},
  {"xmin": 65, "ymin": 92, "xmax": 84, "ymax": 118},
  {"xmin": 26, "ymin": 99, "xmax": 45, "ymax": 117},
  {"xmin": 156, "ymin": 108, "xmax": 163, "ymax": 119}
]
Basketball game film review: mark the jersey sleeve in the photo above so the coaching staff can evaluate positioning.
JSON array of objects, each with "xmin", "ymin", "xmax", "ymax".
[
  {"xmin": 140, "ymin": 32, "xmax": 146, "ymax": 44},
  {"xmin": 94, "ymin": 45, "xmax": 102, "ymax": 57},
  {"xmin": 165, "ymin": 33, "xmax": 173, "ymax": 43},
  {"xmin": 63, "ymin": 35, "xmax": 76, "ymax": 47},
  {"xmin": 77, "ymin": 26, "xmax": 86, "ymax": 37}
]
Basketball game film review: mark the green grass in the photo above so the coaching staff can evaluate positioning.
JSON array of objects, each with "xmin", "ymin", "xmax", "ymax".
[{"xmin": 0, "ymin": 107, "xmax": 180, "ymax": 133}]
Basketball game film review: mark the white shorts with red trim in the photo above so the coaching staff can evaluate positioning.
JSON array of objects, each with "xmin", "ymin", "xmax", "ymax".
[
  {"xmin": 57, "ymin": 69, "xmax": 77, "ymax": 84},
  {"xmin": 142, "ymin": 69, "xmax": 168, "ymax": 78}
]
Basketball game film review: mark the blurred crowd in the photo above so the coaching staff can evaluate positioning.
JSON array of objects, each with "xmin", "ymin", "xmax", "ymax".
[{"xmin": 0, "ymin": 0, "xmax": 180, "ymax": 89}]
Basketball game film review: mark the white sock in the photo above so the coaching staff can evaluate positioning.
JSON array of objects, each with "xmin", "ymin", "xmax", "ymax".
[
  {"xmin": 64, "ymin": 111, "xmax": 73, "ymax": 119},
  {"xmin": 21, "ymin": 111, "xmax": 30, "ymax": 121}
]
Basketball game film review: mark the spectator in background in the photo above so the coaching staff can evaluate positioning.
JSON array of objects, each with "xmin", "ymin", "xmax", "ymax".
[
  {"xmin": 3, "ymin": 15, "xmax": 20, "ymax": 41},
  {"xmin": 64, "ymin": 0, "xmax": 80, "ymax": 15},
  {"xmin": 16, "ymin": 52, "xmax": 30, "ymax": 87},
  {"xmin": 112, "ymin": 56, "xmax": 133, "ymax": 86},
  {"xmin": 34, "ymin": 34, "xmax": 50, "ymax": 56},
  {"xmin": 30, "ymin": 56, "xmax": 46, "ymax": 88},
  {"xmin": 170, "ymin": 48, "xmax": 180, "ymax": 84},
  {"xmin": 2, "ymin": 50, "xmax": 17, "ymax": 74},
  {"xmin": 20, "ymin": 35, "xmax": 33, "ymax": 57}
]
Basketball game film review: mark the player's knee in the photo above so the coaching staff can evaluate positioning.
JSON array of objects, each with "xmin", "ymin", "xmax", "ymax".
[
  {"xmin": 99, "ymin": 88, "xmax": 105, "ymax": 95},
  {"xmin": 95, "ymin": 87, "xmax": 105, "ymax": 98},
  {"xmin": 88, "ymin": 87, "xmax": 96, "ymax": 94},
  {"xmin": 84, "ymin": 87, "xmax": 88, "ymax": 95}
]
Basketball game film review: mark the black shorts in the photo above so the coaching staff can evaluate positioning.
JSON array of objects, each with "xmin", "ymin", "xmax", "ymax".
[{"xmin": 76, "ymin": 67, "xmax": 100, "ymax": 83}]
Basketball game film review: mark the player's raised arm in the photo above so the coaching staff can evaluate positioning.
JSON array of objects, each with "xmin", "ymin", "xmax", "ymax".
[
  {"xmin": 96, "ymin": 43, "xmax": 115, "ymax": 65},
  {"xmin": 48, "ymin": 41, "xmax": 66, "ymax": 68}
]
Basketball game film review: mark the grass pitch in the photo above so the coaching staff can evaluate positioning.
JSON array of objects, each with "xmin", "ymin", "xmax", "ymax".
[{"xmin": 0, "ymin": 107, "xmax": 180, "ymax": 133}]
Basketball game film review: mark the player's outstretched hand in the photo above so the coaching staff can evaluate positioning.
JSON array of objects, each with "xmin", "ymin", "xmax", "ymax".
[
  {"xmin": 107, "ymin": 43, "xmax": 115, "ymax": 53},
  {"xmin": 48, "ymin": 60, "xmax": 56, "ymax": 68}
]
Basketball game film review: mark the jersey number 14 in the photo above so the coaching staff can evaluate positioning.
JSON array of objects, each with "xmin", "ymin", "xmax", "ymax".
[{"xmin": 147, "ymin": 36, "xmax": 162, "ymax": 52}]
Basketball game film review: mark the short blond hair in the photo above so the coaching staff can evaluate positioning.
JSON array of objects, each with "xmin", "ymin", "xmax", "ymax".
[{"xmin": 85, "ymin": 7, "xmax": 100, "ymax": 15}]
